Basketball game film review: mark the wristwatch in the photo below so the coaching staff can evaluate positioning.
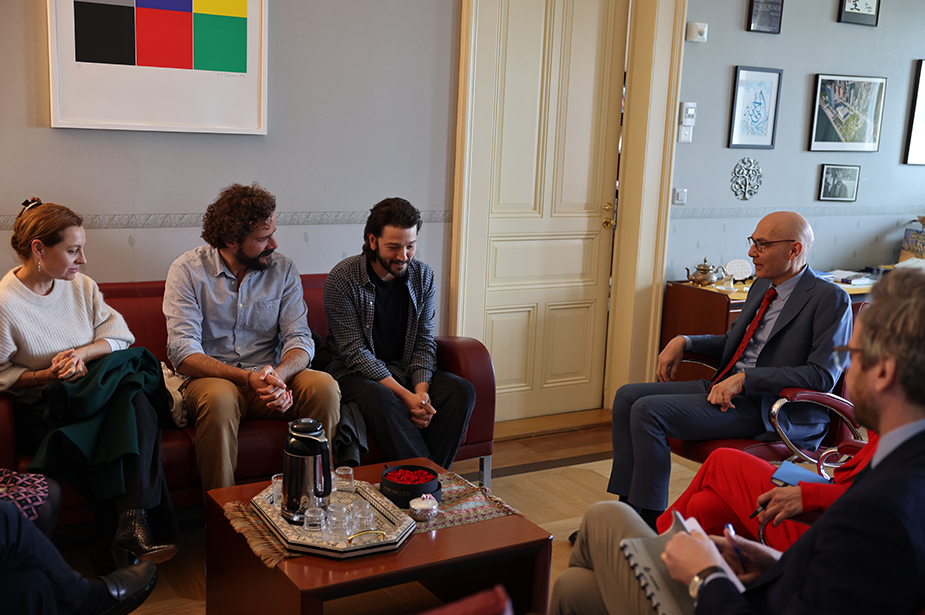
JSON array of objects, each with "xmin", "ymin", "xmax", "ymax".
[{"xmin": 688, "ymin": 565, "xmax": 725, "ymax": 600}]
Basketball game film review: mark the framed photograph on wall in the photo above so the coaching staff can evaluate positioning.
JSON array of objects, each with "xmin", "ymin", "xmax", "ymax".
[
  {"xmin": 819, "ymin": 164, "xmax": 860, "ymax": 201},
  {"xmin": 747, "ymin": 0, "xmax": 784, "ymax": 34},
  {"xmin": 809, "ymin": 74, "xmax": 886, "ymax": 151},
  {"xmin": 47, "ymin": 0, "xmax": 268, "ymax": 134},
  {"xmin": 728, "ymin": 66, "xmax": 782, "ymax": 149},
  {"xmin": 905, "ymin": 60, "xmax": 925, "ymax": 164},
  {"xmin": 839, "ymin": 0, "xmax": 879, "ymax": 27}
]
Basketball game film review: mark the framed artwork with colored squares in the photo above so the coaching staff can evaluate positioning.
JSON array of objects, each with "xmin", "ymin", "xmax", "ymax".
[{"xmin": 47, "ymin": 0, "xmax": 268, "ymax": 134}]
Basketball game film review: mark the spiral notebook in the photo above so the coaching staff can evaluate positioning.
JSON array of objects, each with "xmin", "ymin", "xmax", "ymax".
[{"xmin": 620, "ymin": 511, "xmax": 696, "ymax": 615}]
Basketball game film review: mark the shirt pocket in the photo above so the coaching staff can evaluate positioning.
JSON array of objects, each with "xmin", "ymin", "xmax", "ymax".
[{"xmin": 244, "ymin": 299, "xmax": 281, "ymax": 335}]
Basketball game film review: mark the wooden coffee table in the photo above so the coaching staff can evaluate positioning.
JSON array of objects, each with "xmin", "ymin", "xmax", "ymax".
[{"xmin": 206, "ymin": 458, "xmax": 552, "ymax": 614}]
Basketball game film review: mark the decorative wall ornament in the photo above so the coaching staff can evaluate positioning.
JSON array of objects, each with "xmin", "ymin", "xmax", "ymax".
[{"xmin": 731, "ymin": 158, "xmax": 763, "ymax": 200}]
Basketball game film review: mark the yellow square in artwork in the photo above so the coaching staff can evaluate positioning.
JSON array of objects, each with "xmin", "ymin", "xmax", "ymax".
[{"xmin": 194, "ymin": 0, "xmax": 247, "ymax": 19}]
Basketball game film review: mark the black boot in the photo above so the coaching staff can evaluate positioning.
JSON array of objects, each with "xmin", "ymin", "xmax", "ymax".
[
  {"xmin": 112, "ymin": 509, "xmax": 179, "ymax": 568},
  {"xmin": 640, "ymin": 508, "xmax": 663, "ymax": 532}
]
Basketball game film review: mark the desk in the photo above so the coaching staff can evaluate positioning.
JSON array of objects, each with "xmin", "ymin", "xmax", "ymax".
[{"xmin": 205, "ymin": 458, "xmax": 552, "ymax": 615}]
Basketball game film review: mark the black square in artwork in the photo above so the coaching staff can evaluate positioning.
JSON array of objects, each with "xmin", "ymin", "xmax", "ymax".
[{"xmin": 74, "ymin": 2, "xmax": 135, "ymax": 66}]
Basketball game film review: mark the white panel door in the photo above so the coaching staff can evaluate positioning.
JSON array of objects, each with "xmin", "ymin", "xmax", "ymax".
[{"xmin": 454, "ymin": 0, "xmax": 628, "ymax": 420}]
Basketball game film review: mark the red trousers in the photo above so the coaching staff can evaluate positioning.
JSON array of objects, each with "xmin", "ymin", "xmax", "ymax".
[{"xmin": 657, "ymin": 448, "xmax": 810, "ymax": 550}]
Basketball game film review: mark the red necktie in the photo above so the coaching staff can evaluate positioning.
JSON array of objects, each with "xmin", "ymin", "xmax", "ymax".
[{"xmin": 710, "ymin": 286, "xmax": 778, "ymax": 388}]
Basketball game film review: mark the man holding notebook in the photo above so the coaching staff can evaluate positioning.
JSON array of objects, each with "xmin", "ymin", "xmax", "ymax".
[{"xmin": 552, "ymin": 270, "xmax": 925, "ymax": 615}]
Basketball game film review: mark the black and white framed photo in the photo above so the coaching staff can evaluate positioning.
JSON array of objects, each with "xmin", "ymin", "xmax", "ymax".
[
  {"xmin": 839, "ymin": 0, "xmax": 879, "ymax": 27},
  {"xmin": 905, "ymin": 60, "xmax": 925, "ymax": 164},
  {"xmin": 728, "ymin": 66, "xmax": 782, "ymax": 149},
  {"xmin": 747, "ymin": 0, "xmax": 784, "ymax": 34},
  {"xmin": 819, "ymin": 164, "xmax": 860, "ymax": 201},
  {"xmin": 809, "ymin": 74, "xmax": 886, "ymax": 151}
]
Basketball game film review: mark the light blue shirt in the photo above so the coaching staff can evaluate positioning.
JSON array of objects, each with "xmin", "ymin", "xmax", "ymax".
[
  {"xmin": 163, "ymin": 245, "xmax": 314, "ymax": 371},
  {"xmin": 683, "ymin": 266, "xmax": 807, "ymax": 375}
]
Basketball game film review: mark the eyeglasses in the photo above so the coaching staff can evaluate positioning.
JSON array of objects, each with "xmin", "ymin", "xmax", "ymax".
[
  {"xmin": 747, "ymin": 237, "xmax": 795, "ymax": 253},
  {"xmin": 18, "ymin": 197, "xmax": 42, "ymax": 219},
  {"xmin": 833, "ymin": 345, "xmax": 863, "ymax": 371}
]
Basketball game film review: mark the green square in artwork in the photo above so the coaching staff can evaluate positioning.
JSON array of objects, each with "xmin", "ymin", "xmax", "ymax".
[{"xmin": 194, "ymin": 13, "xmax": 246, "ymax": 73}]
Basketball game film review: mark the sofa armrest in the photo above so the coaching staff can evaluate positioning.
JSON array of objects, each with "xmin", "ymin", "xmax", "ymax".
[
  {"xmin": 435, "ymin": 336, "xmax": 495, "ymax": 446},
  {"xmin": 0, "ymin": 393, "xmax": 16, "ymax": 470}
]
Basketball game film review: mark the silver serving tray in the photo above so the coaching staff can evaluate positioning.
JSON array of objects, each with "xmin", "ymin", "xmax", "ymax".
[{"xmin": 251, "ymin": 479, "xmax": 415, "ymax": 559}]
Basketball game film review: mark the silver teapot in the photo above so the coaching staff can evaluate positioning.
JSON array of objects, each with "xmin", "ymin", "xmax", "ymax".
[
  {"xmin": 685, "ymin": 259, "xmax": 726, "ymax": 286},
  {"xmin": 281, "ymin": 418, "xmax": 332, "ymax": 524}
]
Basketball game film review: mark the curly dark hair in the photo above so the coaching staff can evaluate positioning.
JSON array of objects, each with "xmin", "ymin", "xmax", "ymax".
[
  {"xmin": 201, "ymin": 183, "xmax": 277, "ymax": 248},
  {"xmin": 362, "ymin": 197, "xmax": 422, "ymax": 259}
]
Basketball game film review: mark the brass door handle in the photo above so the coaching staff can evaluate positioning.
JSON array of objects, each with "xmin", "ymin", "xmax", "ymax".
[{"xmin": 602, "ymin": 218, "xmax": 614, "ymax": 229}]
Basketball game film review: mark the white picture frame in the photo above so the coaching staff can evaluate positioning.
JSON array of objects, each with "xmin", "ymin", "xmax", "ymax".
[{"xmin": 47, "ymin": 0, "xmax": 268, "ymax": 134}]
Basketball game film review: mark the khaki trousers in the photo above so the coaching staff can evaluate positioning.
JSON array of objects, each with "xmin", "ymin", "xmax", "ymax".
[
  {"xmin": 185, "ymin": 369, "xmax": 341, "ymax": 494},
  {"xmin": 549, "ymin": 501, "xmax": 657, "ymax": 615}
]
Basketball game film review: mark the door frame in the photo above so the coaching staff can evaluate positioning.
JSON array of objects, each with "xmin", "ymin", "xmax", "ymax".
[{"xmin": 450, "ymin": 0, "xmax": 688, "ymax": 410}]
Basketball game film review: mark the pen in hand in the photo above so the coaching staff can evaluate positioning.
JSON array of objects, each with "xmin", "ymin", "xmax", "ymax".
[
  {"xmin": 724, "ymin": 523, "xmax": 747, "ymax": 572},
  {"xmin": 749, "ymin": 503, "xmax": 765, "ymax": 519}
]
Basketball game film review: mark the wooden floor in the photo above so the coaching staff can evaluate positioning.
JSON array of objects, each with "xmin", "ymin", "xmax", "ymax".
[{"xmin": 60, "ymin": 423, "xmax": 703, "ymax": 615}]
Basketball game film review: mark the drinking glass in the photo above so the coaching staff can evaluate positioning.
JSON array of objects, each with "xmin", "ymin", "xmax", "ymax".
[
  {"xmin": 353, "ymin": 508, "xmax": 376, "ymax": 533},
  {"xmin": 326, "ymin": 509, "xmax": 352, "ymax": 544},
  {"xmin": 350, "ymin": 499, "xmax": 371, "ymax": 514},
  {"xmin": 270, "ymin": 473, "xmax": 283, "ymax": 508},
  {"xmin": 301, "ymin": 507, "xmax": 326, "ymax": 540},
  {"xmin": 335, "ymin": 466, "xmax": 355, "ymax": 493}
]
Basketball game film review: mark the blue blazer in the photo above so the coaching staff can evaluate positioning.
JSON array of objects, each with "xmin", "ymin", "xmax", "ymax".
[
  {"xmin": 688, "ymin": 266, "xmax": 852, "ymax": 446},
  {"xmin": 697, "ymin": 428, "xmax": 925, "ymax": 615}
]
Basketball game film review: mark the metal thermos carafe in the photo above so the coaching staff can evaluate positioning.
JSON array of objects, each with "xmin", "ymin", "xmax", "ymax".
[{"xmin": 281, "ymin": 418, "xmax": 331, "ymax": 524}]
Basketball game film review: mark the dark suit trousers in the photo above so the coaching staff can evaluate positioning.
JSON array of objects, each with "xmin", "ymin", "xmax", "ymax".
[
  {"xmin": 607, "ymin": 380, "xmax": 765, "ymax": 510},
  {"xmin": 338, "ymin": 370, "xmax": 475, "ymax": 469},
  {"xmin": 0, "ymin": 500, "xmax": 87, "ymax": 615}
]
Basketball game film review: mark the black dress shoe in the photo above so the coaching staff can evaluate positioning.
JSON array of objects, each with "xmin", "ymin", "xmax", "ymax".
[
  {"xmin": 568, "ymin": 530, "xmax": 579, "ymax": 545},
  {"xmin": 98, "ymin": 560, "xmax": 158, "ymax": 615},
  {"xmin": 112, "ymin": 509, "xmax": 179, "ymax": 568}
]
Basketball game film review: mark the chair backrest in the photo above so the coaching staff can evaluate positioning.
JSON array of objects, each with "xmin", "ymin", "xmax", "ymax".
[{"xmin": 818, "ymin": 300, "xmax": 869, "ymax": 447}]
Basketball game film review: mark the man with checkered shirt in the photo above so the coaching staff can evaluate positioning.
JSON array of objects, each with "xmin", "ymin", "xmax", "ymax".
[{"xmin": 323, "ymin": 198, "xmax": 475, "ymax": 469}]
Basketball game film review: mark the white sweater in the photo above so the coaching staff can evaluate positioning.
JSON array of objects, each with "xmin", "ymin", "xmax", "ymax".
[{"xmin": 0, "ymin": 269, "xmax": 134, "ymax": 393}]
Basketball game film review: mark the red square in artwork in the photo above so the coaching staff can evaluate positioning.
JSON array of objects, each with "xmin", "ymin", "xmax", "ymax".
[{"xmin": 136, "ymin": 8, "xmax": 193, "ymax": 70}]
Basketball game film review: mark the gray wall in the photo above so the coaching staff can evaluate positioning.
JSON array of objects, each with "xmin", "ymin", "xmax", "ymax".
[
  {"xmin": 0, "ymin": 0, "xmax": 459, "ymax": 330},
  {"xmin": 667, "ymin": 0, "xmax": 925, "ymax": 280}
]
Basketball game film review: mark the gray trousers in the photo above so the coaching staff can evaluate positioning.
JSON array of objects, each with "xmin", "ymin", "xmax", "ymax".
[
  {"xmin": 607, "ymin": 380, "xmax": 765, "ymax": 510},
  {"xmin": 337, "ymin": 370, "xmax": 475, "ymax": 469},
  {"xmin": 550, "ymin": 501, "xmax": 657, "ymax": 615}
]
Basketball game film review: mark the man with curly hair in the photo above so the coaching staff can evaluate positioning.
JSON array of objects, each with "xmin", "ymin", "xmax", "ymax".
[{"xmin": 163, "ymin": 183, "xmax": 340, "ymax": 494}]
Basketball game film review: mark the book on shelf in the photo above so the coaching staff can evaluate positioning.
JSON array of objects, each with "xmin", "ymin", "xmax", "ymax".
[{"xmin": 620, "ymin": 512, "xmax": 744, "ymax": 615}]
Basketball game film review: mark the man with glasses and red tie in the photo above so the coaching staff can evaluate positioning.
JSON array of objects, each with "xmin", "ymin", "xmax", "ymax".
[{"xmin": 597, "ymin": 211, "xmax": 851, "ymax": 534}]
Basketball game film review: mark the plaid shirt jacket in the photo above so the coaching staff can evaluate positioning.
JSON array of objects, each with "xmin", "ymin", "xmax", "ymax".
[{"xmin": 322, "ymin": 253, "xmax": 437, "ymax": 388}]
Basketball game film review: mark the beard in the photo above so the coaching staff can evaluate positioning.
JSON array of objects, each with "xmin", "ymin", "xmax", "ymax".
[
  {"xmin": 375, "ymin": 250, "xmax": 410, "ymax": 279},
  {"xmin": 235, "ymin": 247, "xmax": 274, "ymax": 271},
  {"xmin": 851, "ymin": 379, "xmax": 879, "ymax": 433}
]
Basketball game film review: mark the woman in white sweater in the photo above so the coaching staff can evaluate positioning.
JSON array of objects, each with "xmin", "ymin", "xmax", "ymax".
[{"xmin": 0, "ymin": 199, "xmax": 177, "ymax": 573}]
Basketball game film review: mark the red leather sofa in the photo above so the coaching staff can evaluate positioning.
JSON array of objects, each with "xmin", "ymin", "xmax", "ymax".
[{"xmin": 0, "ymin": 274, "xmax": 496, "ymax": 526}]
